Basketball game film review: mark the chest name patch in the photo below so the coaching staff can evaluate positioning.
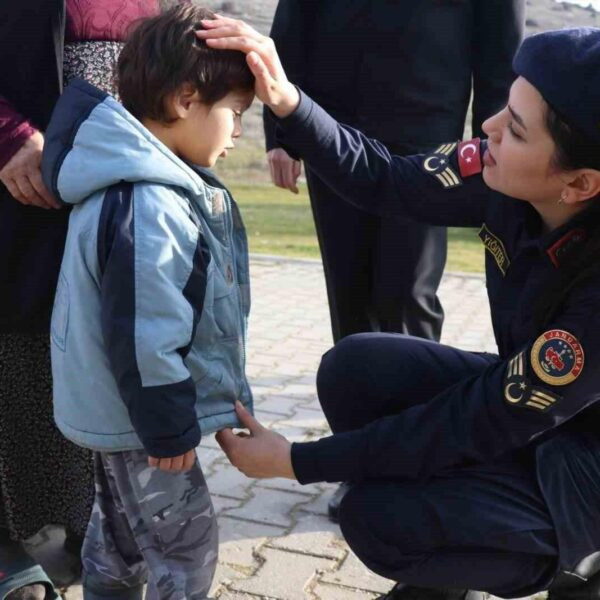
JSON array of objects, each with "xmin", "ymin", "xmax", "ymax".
[
  {"xmin": 531, "ymin": 330, "xmax": 584, "ymax": 386},
  {"xmin": 479, "ymin": 224, "xmax": 510, "ymax": 276},
  {"xmin": 422, "ymin": 143, "xmax": 462, "ymax": 189}
]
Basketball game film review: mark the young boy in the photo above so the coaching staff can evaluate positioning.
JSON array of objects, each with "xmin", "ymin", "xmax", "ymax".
[{"xmin": 41, "ymin": 6, "xmax": 255, "ymax": 599}]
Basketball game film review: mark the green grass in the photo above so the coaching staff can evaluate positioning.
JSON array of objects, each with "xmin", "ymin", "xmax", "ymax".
[{"xmin": 228, "ymin": 183, "xmax": 485, "ymax": 273}]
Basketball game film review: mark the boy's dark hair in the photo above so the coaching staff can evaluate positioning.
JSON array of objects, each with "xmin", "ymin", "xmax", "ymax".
[{"xmin": 117, "ymin": 5, "xmax": 254, "ymax": 121}]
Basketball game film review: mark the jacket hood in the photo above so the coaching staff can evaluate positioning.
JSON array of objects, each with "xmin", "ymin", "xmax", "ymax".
[{"xmin": 42, "ymin": 78, "xmax": 206, "ymax": 205}]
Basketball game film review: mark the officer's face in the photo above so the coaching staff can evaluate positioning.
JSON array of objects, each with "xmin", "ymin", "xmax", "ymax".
[{"xmin": 481, "ymin": 77, "xmax": 565, "ymax": 207}]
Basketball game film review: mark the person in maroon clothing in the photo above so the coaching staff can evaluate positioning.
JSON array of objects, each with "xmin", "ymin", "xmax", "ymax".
[{"xmin": 0, "ymin": 2, "xmax": 159, "ymax": 598}]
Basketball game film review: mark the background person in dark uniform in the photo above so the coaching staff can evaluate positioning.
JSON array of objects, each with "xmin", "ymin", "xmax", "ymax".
[
  {"xmin": 198, "ymin": 19, "xmax": 600, "ymax": 600},
  {"xmin": 264, "ymin": 0, "xmax": 524, "ymax": 343}
]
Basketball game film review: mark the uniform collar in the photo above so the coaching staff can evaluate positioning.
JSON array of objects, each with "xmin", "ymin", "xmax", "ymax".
[{"xmin": 540, "ymin": 200, "xmax": 600, "ymax": 268}]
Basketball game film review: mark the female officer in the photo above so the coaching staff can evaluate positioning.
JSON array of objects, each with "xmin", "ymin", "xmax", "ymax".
[{"xmin": 197, "ymin": 21, "xmax": 600, "ymax": 600}]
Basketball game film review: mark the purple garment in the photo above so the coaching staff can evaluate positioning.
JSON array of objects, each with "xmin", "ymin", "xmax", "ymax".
[
  {"xmin": 0, "ymin": 97, "xmax": 36, "ymax": 170},
  {"xmin": 0, "ymin": 0, "xmax": 159, "ymax": 169},
  {"xmin": 65, "ymin": 0, "xmax": 159, "ymax": 42}
]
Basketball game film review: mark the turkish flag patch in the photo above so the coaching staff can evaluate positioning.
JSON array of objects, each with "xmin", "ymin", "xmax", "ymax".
[{"xmin": 458, "ymin": 138, "xmax": 482, "ymax": 178}]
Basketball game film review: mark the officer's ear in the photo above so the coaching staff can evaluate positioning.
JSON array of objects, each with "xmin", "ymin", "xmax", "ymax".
[{"xmin": 561, "ymin": 169, "xmax": 600, "ymax": 205}]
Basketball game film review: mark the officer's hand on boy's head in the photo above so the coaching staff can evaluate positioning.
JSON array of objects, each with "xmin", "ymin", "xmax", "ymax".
[
  {"xmin": 196, "ymin": 17, "xmax": 300, "ymax": 118},
  {"xmin": 148, "ymin": 448, "xmax": 196, "ymax": 472}
]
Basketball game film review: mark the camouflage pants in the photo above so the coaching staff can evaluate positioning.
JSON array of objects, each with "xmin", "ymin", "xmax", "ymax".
[{"xmin": 82, "ymin": 450, "xmax": 218, "ymax": 600}]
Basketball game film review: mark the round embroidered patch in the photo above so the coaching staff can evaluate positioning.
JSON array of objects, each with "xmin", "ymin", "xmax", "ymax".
[{"xmin": 531, "ymin": 329, "xmax": 584, "ymax": 386}]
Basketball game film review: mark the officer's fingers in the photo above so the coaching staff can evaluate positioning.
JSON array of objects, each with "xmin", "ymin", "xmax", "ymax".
[
  {"xmin": 216, "ymin": 428, "xmax": 236, "ymax": 454},
  {"xmin": 148, "ymin": 456, "xmax": 159, "ymax": 468},
  {"xmin": 29, "ymin": 169, "xmax": 60, "ymax": 209},
  {"xmin": 182, "ymin": 449, "xmax": 196, "ymax": 471},
  {"xmin": 246, "ymin": 50, "xmax": 278, "ymax": 88},
  {"xmin": 267, "ymin": 155, "xmax": 279, "ymax": 187},
  {"xmin": 235, "ymin": 400, "xmax": 264, "ymax": 434}
]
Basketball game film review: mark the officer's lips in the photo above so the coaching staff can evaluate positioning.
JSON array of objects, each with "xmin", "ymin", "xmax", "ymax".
[{"xmin": 483, "ymin": 148, "xmax": 497, "ymax": 168}]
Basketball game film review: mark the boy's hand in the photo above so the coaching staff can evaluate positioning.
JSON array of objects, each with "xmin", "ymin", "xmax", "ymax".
[
  {"xmin": 197, "ymin": 17, "xmax": 300, "ymax": 118},
  {"xmin": 267, "ymin": 149, "xmax": 301, "ymax": 194},
  {"xmin": 216, "ymin": 401, "xmax": 295, "ymax": 479},
  {"xmin": 148, "ymin": 448, "xmax": 196, "ymax": 472}
]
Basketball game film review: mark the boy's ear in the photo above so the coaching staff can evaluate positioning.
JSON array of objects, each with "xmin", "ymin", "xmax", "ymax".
[
  {"xmin": 168, "ymin": 84, "xmax": 203, "ymax": 120},
  {"xmin": 564, "ymin": 169, "xmax": 600, "ymax": 205}
]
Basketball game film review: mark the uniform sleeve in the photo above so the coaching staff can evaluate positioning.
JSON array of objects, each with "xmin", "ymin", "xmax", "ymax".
[
  {"xmin": 98, "ymin": 183, "xmax": 210, "ymax": 458},
  {"xmin": 273, "ymin": 90, "xmax": 491, "ymax": 227},
  {"xmin": 471, "ymin": 0, "xmax": 525, "ymax": 137},
  {"xmin": 292, "ymin": 291, "xmax": 600, "ymax": 484},
  {"xmin": 0, "ymin": 95, "xmax": 37, "ymax": 170},
  {"xmin": 264, "ymin": 0, "xmax": 311, "ymax": 151}
]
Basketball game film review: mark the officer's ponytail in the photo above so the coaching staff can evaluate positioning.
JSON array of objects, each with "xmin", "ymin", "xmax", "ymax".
[{"xmin": 532, "ymin": 107, "xmax": 600, "ymax": 332}]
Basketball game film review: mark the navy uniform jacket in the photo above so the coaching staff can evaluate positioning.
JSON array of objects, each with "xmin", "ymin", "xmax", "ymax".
[
  {"xmin": 264, "ymin": 0, "xmax": 525, "ymax": 151},
  {"xmin": 277, "ymin": 92, "xmax": 600, "ymax": 567}
]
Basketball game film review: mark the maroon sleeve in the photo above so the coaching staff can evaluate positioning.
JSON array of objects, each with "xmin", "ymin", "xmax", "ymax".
[
  {"xmin": 0, "ymin": 96, "xmax": 37, "ymax": 171},
  {"xmin": 66, "ymin": 0, "xmax": 160, "ymax": 42}
]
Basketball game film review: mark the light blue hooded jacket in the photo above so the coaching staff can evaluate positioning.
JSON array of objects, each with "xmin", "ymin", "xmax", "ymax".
[{"xmin": 41, "ymin": 79, "xmax": 252, "ymax": 458}]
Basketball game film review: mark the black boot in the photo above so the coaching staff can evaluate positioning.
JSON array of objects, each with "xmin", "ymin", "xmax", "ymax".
[
  {"xmin": 548, "ymin": 571, "xmax": 600, "ymax": 599},
  {"xmin": 549, "ymin": 553, "xmax": 600, "ymax": 599},
  {"xmin": 377, "ymin": 583, "xmax": 487, "ymax": 599}
]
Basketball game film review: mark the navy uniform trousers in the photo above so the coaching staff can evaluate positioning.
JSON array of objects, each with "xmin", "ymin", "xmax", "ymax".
[
  {"xmin": 318, "ymin": 333, "xmax": 568, "ymax": 598},
  {"xmin": 305, "ymin": 143, "xmax": 446, "ymax": 343}
]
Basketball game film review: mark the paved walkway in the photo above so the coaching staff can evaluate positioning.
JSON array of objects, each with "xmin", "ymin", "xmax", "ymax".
[{"xmin": 28, "ymin": 256, "xmax": 545, "ymax": 599}]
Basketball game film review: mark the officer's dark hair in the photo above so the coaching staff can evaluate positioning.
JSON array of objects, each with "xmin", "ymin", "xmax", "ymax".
[
  {"xmin": 117, "ymin": 5, "xmax": 254, "ymax": 122},
  {"xmin": 533, "ymin": 107, "xmax": 600, "ymax": 331}
]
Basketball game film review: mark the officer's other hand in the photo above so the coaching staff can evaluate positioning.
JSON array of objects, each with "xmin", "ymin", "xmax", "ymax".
[
  {"xmin": 267, "ymin": 148, "xmax": 301, "ymax": 194},
  {"xmin": 148, "ymin": 448, "xmax": 197, "ymax": 472},
  {"xmin": 196, "ymin": 17, "xmax": 300, "ymax": 118},
  {"xmin": 216, "ymin": 401, "xmax": 295, "ymax": 479},
  {"xmin": 0, "ymin": 131, "xmax": 60, "ymax": 209}
]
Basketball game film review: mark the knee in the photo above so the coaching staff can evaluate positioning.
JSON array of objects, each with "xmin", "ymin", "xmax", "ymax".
[{"xmin": 317, "ymin": 334, "xmax": 372, "ymax": 396}]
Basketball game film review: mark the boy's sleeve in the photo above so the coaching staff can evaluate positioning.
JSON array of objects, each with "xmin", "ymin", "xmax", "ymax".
[
  {"xmin": 292, "ymin": 294, "xmax": 600, "ymax": 485},
  {"xmin": 273, "ymin": 90, "xmax": 492, "ymax": 227},
  {"xmin": 97, "ymin": 182, "xmax": 210, "ymax": 458}
]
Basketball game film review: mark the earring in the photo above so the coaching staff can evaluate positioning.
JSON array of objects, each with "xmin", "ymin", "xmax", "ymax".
[{"xmin": 558, "ymin": 191, "xmax": 567, "ymax": 205}]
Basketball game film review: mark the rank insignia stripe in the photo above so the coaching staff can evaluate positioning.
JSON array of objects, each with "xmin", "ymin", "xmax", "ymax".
[
  {"xmin": 422, "ymin": 142, "xmax": 462, "ymax": 189},
  {"xmin": 478, "ymin": 224, "xmax": 511, "ymax": 276},
  {"xmin": 503, "ymin": 350, "xmax": 562, "ymax": 412},
  {"xmin": 530, "ymin": 329, "xmax": 585, "ymax": 386}
]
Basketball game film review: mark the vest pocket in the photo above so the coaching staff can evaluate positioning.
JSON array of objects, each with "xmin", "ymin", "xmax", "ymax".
[{"xmin": 51, "ymin": 274, "xmax": 70, "ymax": 352}]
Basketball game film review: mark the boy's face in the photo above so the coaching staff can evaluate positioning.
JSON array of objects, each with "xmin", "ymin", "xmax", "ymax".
[{"xmin": 174, "ymin": 88, "xmax": 255, "ymax": 168}]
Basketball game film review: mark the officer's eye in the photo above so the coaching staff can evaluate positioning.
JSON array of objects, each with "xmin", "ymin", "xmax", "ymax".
[{"xmin": 507, "ymin": 122, "xmax": 523, "ymax": 141}]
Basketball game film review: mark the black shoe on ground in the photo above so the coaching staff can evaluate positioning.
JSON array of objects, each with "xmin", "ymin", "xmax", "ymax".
[
  {"xmin": 548, "ymin": 570, "xmax": 600, "ymax": 599},
  {"xmin": 377, "ymin": 584, "xmax": 487, "ymax": 600},
  {"xmin": 327, "ymin": 482, "xmax": 352, "ymax": 523}
]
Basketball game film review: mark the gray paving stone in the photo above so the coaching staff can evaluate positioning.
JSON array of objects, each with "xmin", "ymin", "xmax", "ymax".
[
  {"xmin": 223, "ymin": 486, "xmax": 312, "ymax": 528},
  {"xmin": 230, "ymin": 547, "xmax": 335, "ymax": 599},
  {"xmin": 218, "ymin": 516, "xmax": 286, "ymax": 569},
  {"xmin": 267, "ymin": 512, "xmax": 346, "ymax": 560},
  {"xmin": 312, "ymin": 582, "xmax": 380, "ymax": 600},
  {"xmin": 207, "ymin": 463, "xmax": 256, "ymax": 499},
  {"xmin": 319, "ymin": 549, "xmax": 395, "ymax": 594}
]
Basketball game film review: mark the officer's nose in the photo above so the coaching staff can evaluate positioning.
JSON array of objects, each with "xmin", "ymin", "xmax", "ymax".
[{"xmin": 482, "ymin": 108, "xmax": 503, "ymax": 142}]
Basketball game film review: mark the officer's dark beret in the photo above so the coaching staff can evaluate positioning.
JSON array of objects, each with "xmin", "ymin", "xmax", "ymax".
[{"xmin": 513, "ymin": 28, "xmax": 600, "ymax": 144}]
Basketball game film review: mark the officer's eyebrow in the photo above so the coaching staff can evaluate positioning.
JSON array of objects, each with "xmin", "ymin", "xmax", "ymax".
[{"xmin": 508, "ymin": 105, "xmax": 527, "ymax": 131}]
